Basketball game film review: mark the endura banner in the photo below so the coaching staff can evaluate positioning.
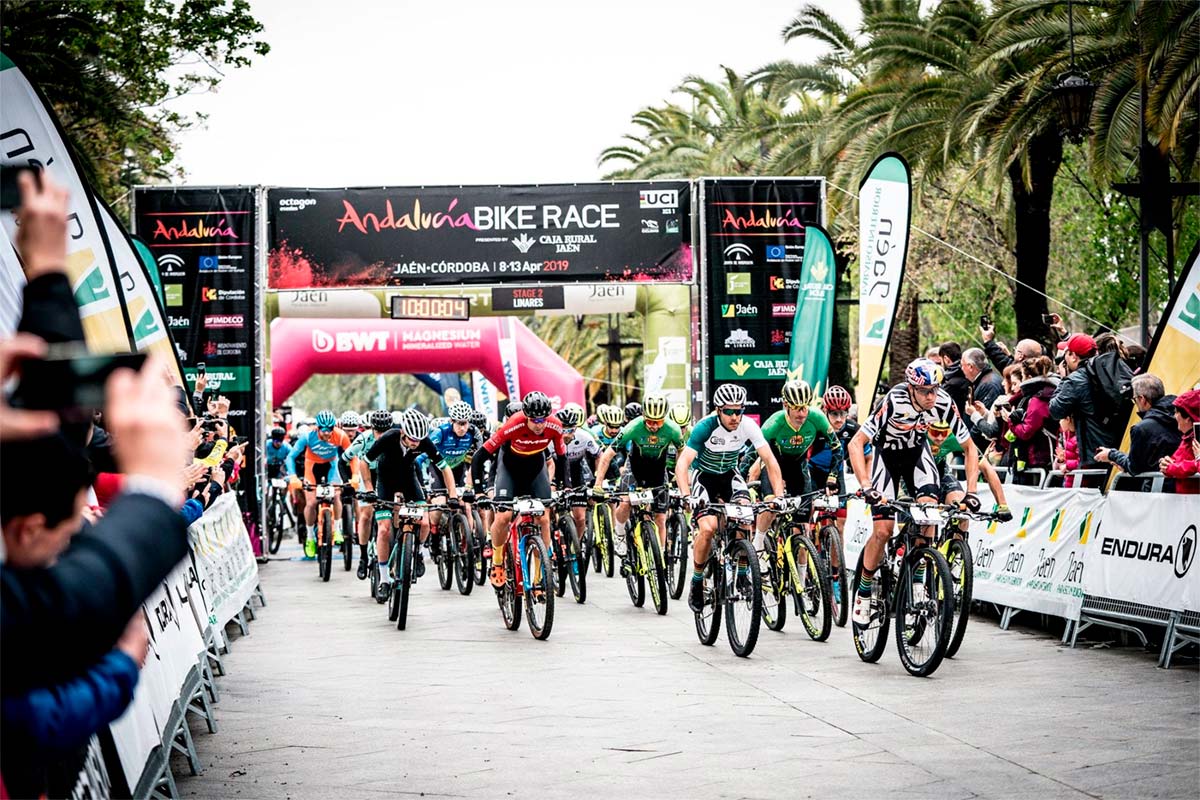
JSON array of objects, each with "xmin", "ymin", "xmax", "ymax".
[
  {"xmin": 267, "ymin": 182, "xmax": 692, "ymax": 288},
  {"xmin": 856, "ymin": 153, "xmax": 911, "ymax": 415}
]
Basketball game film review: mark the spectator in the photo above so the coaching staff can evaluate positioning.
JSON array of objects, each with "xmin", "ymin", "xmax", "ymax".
[
  {"xmin": 1095, "ymin": 374, "xmax": 1181, "ymax": 479},
  {"xmin": 1125, "ymin": 343, "xmax": 1147, "ymax": 374},
  {"xmin": 939, "ymin": 341, "xmax": 970, "ymax": 416},
  {"xmin": 979, "ymin": 319, "xmax": 1045, "ymax": 371},
  {"xmin": 1056, "ymin": 415, "xmax": 1081, "ymax": 485},
  {"xmin": 1005, "ymin": 356, "xmax": 1060, "ymax": 484},
  {"xmin": 1159, "ymin": 389, "xmax": 1199, "ymax": 493},
  {"xmin": 963, "ymin": 347, "xmax": 1005, "ymax": 410},
  {"xmin": 924, "ymin": 346, "xmax": 943, "ymax": 366},
  {"xmin": 1049, "ymin": 333, "xmax": 1124, "ymax": 470}
]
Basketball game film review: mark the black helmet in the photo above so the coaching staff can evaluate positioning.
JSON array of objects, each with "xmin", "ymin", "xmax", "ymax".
[
  {"xmin": 504, "ymin": 400, "xmax": 523, "ymax": 419},
  {"xmin": 522, "ymin": 391, "xmax": 552, "ymax": 419},
  {"xmin": 624, "ymin": 402, "xmax": 642, "ymax": 422},
  {"xmin": 470, "ymin": 410, "xmax": 488, "ymax": 428},
  {"xmin": 368, "ymin": 409, "xmax": 393, "ymax": 431},
  {"xmin": 270, "ymin": 426, "xmax": 286, "ymax": 440}
]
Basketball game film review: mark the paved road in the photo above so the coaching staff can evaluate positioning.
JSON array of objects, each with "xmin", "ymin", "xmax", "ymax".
[{"xmin": 177, "ymin": 539, "xmax": 1198, "ymax": 799}]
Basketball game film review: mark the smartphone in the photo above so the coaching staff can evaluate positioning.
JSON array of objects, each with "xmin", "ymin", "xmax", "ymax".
[
  {"xmin": 196, "ymin": 362, "xmax": 206, "ymax": 376},
  {"xmin": 980, "ymin": 314, "xmax": 992, "ymax": 329},
  {"xmin": 0, "ymin": 164, "xmax": 42, "ymax": 209},
  {"xmin": 1042, "ymin": 313, "xmax": 1057, "ymax": 325},
  {"xmin": 8, "ymin": 345, "xmax": 147, "ymax": 411}
]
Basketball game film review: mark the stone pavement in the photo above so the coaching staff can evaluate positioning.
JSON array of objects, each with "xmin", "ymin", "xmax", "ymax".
[{"xmin": 177, "ymin": 539, "xmax": 1198, "ymax": 799}]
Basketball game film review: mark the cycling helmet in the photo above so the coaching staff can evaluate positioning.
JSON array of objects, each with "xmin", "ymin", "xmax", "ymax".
[
  {"xmin": 712, "ymin": 384, "xmax": 747, "ymax": 407},
  {"xmin": 269, "ymin": 426, "xmax": 286, "ymax": 440},
  {"xmin": 447, "ymin": 401, "xmax": 473, "ymax": 422},
  {"xmin": 339, "ymin": 410, "xmax": 360, "ymax": 429},
  {"xmin": 823, "ymin": 385, "xmax": 852, "ymax": 411},
  {"xmin": 781, "ymin": 380, "xmax": 814, "ymax": 408},
  {"xmin": 522, "ymin": 391, "xmax": 552, "ymax": 419},
  {"xmin": 669, "ymin": 402, "xmax": 692, "ymax": 427},
  {"xmin": 369, "ymin": 409, "xmax": 393, "ymax": 431},
  {"xmin": 391, "ymin": 410, "xmax": 404, "ymax": 426},
  {"xmin": 905, "ymin": 358, "xmax": 945, "ymax": 387},
  {"xmin": 315, "ymin": 409, "xmax": 337, "ymax": 429},
  {"xmin": 556, "ymin": 406, "xmax": 582, "ymax": 428},
  {"xmin": 504, "ymin": 400, "xmax": 523, "ymax": 419},
  {"xmin": 597, "ymin": 404, "xmax": 624, "ymax": 427},
  {"xmin": 399, "ymin": 409, "xmax": 430, "ymax": 440},
  {"xmin": 624, "ymin": 402, "xmax": 642, "ymax": 422},
  {"xmin": 643, "ymin": 395, "xmax": 668, "ymax": 422},
  {"xmin": 928, "ymin": 419, "xmax": 952, "ymax": 431},
  {"xmin": 563, "ymin": 402, "xmax": 585, "ymax": 420},
  {"xmin": 470, "ymin": 410, "xmax": 488, "ymax": 428}
]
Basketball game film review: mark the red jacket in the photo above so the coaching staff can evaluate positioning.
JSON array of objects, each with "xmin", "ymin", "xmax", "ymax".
[{"xmin": 1161, "ymin": 429, "xmax": 1198, "ymax": 493}]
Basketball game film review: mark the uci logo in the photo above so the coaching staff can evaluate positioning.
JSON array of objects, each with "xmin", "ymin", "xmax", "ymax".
[{"xmin": 1176, "ymin": 524, "xmax": 1197, "ymax": 579}]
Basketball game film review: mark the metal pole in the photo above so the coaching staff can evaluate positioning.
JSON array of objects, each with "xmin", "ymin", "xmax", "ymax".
[{"xmin": 1139, "ymin": 38, "xmax": 1150, "ymax": 348}]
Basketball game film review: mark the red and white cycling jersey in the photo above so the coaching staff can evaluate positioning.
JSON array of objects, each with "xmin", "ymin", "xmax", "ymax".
[{"xmin": 482, "ymin": 412, "xmax": 566, "ymax": 458}]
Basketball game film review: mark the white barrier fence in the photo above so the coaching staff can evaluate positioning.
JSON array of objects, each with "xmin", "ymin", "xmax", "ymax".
[
  {"xmin": 81, "ymin": 493, "xmax": 264, "ymax": 799},
  {"xmin": 841, "ymin": 483, "xmax": 1200, "ymax": 660}
]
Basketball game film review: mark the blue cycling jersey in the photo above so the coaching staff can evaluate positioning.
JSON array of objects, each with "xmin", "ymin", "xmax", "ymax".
[
  {"xmin": 428, "ymin": 421, "xmax": 475, "ymax": 469},
  {"xmin": 265, "ymin": 440, "xmax": 291, "ymax": 466}
]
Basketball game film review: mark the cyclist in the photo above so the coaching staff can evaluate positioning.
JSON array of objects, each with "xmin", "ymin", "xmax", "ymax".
[
  {"xmin": 751, "ymin": 379, "xmax": 840, "ymax": 549},
  {"xmin": 552, "ymin": 405, "xmax": 599, "ymax": 542},
  {"xmin": 927, "ymin": 420, "xmax": 1013, "ymax": 525},
  {"xmin": 624, "ymin": 401, "xmax": 642, "ymax": 424},
  {"xmin": 590, "ymin": 404, "xmax": 627, "ymax": 473},
  {"xmin": 468, "ymin": 391, "xmax": 566, "ymax": 588},
  {"xmin": 265, "ymin": 426, "xmax": 292, "ymax": 480},
  {"xmin": 593, "ymin": 395, "xmax": 683, "ymax": 561},
  {"xmin": 504, "ymin": 400, "xmax": 523, "ymax": 420},
  {"xmin": 674, "ymin": 384, "xmax": 785, "ymax": 613},
  {"xmin": 345, "ymin": 410, "xmax": 393, "ymax": 579},
  {"xmin": 847, "ymin": 358, "xmax": 980, "ymax": 626},
  {"xmin": 287, "ymin": 410, "xmax": 358, "ymax": 559},
  {"xmin": 427, "ymin": 401, "xmax": 478, "ymax": 557},
  {"xmin": 808, "ymin": 385, "xmax": 864, "ymax": 494},
  {"xmin": 664, "ymin": 402, "xmax": 692, "ymax": 475},
  {"xmin": 367, "ymin": 409, "xmax": 459, "ymax": 590}
]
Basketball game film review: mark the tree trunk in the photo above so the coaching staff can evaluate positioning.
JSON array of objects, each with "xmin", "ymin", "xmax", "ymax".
[
  {"xmin": 1008, "ymin": 129, "xmax": 1063, "ymax": 344},
  {"xmin": 887, "ymin": 287, "xmax": 921, "ymax": 388}
]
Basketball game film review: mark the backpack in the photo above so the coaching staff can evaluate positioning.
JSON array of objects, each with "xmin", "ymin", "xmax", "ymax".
[{"xmin": 1084, "ymin": 352, "xmax": 1134, "ymax": 441}]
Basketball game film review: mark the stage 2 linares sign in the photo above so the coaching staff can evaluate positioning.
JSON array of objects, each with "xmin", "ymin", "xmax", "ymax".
[{"xmin": 267, "ymin": 183, "xmax": 692, "ymax": 288}]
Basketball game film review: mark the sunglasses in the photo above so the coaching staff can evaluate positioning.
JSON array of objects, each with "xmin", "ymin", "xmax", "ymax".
[
  {"xmin": 530, "ymin": 416, "xmax": 547, "ymax": 424},
  {"xmin": 719, "ymin": 407, "xmax": 744, "ymax": 417},
  {"xmin": 784, "ymin": 402, "xmax": 808, "ymax": 410},
  {"xmin": 318, "ymin": 425, "xmax": 335, "ymax": 432},
  {"xmin": 913, "ymin": 387, "xmax": 938, "ymax": 397}
]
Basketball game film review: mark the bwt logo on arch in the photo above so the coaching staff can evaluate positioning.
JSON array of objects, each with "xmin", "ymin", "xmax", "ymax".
[{"xmin": 312, "ymin": 329, "xmax": 390, "ymax": 353}]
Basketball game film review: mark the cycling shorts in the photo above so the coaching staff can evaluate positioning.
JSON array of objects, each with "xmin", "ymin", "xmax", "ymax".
[
  {"xmin": 562, "ymin": 459, "xmax": 591, "ymax": 490},
  {"xmin": 267, "ymin": 461, "xmax": 286, "ymax": 480},
  {"xmin": 869, "ymin": 446, "xmax": 940, "ymax": 520},
  {"xmin": 429, "ymin": 462, "xmax": 466, "ymax": 495},
  {"xmin": 776, "ymin": 454, "xmax": 811, "ymax": 497},
  {"xmin": 493, "ymin": 450, "xmax": 551, "ymax": 502},
  {"xmin": 938, "ymin": 470, "xmax": 964, "ymax": 500},
  {"xmin": 377, "ymin": 471, "xmax": 426, "ymax": 511},
  {"xmin": 690, "ymin": 469, "xmax": 750, "ymax": 519},
  {"xmin": 307, "ymin": 460, "xmax": 341, "ymax": 487}
]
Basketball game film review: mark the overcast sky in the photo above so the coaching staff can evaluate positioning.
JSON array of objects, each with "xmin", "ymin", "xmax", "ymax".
[{"xmin": 173, "ymin": 1, "xmax": 861, "ymax": 187}]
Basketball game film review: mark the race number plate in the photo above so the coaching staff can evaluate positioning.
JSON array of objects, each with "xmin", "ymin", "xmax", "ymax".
[
  {"xmin": 315, "ymin": 485, "xmax": 335, "ymax": 501},
  {"xmin": 725, "ymin": 504, "xmax": 755, "ymax": 522},
  {"xmin": 270, "ymin": 478, "xmax": 288, "ymax": 490},
  {"xmin": 909, "ymin": 504, "xmax": 945, "ymax": 526},
  {"xmin": 629, "ymin": 490, "xmax": 655, "ymax": 506},
  {"xmin": 396, "ymin": 505, "xmax": 424, "ymax": 520},
  {"xmin": 515, "ymin": 499, "xmax": 546, "ymax": 517}
]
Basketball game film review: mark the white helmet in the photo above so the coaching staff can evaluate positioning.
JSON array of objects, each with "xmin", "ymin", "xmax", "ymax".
[
  {"xmin": 400, "ymin": 408, "xmax": 430, "ymax": 440},
  {"xmin": 391, "ymin": 410, "xmax": 404, "ymax": 426},
  {"xmin": 447, "ymin": 401, "xmax": 473, "ymax": 422},
  {"xmin": 712, "ymin": 384, "xmax": 748, "ymax": 407},
  {"xmin": 339, "ymin": 410, "xmax": 360, "ymax": 429}
]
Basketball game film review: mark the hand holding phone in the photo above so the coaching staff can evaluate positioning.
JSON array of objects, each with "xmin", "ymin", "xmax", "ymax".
[{"xmin": 9, "ymin": 343, "xmax": 148, "ymax": 412}]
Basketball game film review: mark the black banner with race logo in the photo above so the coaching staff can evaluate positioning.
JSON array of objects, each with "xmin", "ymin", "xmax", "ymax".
[
  {"xmin": 132, "ymin": 187, "xmax": 262, "ymax": 543},
  {"xmin": 700, "ymin": 178, "xmax": 824, "ymax": 423},
  {"xmin": 266, "ymin": 182, "xmax": 691, "ymax": 287}
]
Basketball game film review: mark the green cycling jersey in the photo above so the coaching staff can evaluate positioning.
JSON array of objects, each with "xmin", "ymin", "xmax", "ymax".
[
  {"xmin": 614, "ymin": 417, "xmax": 685, "ymax": 460},
  {"xmin": 759, "ymin": 408, "xmax": 836, "ymax": 459}
]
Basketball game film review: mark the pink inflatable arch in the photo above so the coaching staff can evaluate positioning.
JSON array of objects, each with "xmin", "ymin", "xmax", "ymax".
[{"xmin": 270, "ymin": 316, "xmax": 585, "ymax": 410}]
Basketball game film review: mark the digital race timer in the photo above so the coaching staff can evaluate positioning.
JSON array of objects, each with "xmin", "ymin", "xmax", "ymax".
[{"xmin": 390, "ymin": 295, "xmax": 470, "ymax": 321}]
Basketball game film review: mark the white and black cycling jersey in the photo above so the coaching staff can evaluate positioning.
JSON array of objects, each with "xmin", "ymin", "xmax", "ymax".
[
  {"xmin": 563, "ymin": 427, "xmax": 600, "ymax": 462},
  {"xmin": 859, "ymin": 383, "xmax": 970, "ymax": 451}
]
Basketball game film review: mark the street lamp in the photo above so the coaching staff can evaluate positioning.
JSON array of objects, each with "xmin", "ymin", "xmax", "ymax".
[{"xmin": 1052, "ymin": 0, "xmax": 1096, "ymax": 143}]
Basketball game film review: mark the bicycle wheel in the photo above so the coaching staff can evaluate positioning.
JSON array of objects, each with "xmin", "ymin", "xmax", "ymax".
[
  {"xmin": 267, "ymin": 495, "xmax": 284, "ymax": 554},
  {"xmin": 387, "ymin": 542, "xmax": 401, "ymax": 621},
  {"xmin": 435, "ymin": 526, "xmax": 453, "ymax": 591},
  {"xmin": 761, "ymin": 533, "xmax": 787, "ymax": 632},
  {"xmin": 894, "ymin": 546, "xmax": 954, "ymax": 677},
  {"xmin": 523, "ymin": 534, "xmax": 554, "ymax": 640},
  {"xmin": 694, "ymin": 556, "xmax": 721, "ymax": 646},
  {"xmin": 944, "ymin": 538, "xmax": 974, "ymax": 659},
  {"xmin": 498, "ymin": 540, "xmax": 521, "ymax": 631},
  {"xmin": 819, "ymin": 524, "xmax": 848, "ymax": 628},
  {"xmin": 561, "ymin": 515, "xmax": 586, "ymax": 604},
  {"xmin": 452, "ymin": 513, "xmax": 475, "ymax": 596},
  {"xmin": 724, "ymin": 538, "xmax": 762, "ymax": 657},
  {"xmin": 851, "ymin": 550, "xmax": 891, "ymax": 664},
  {"xmin": 624, "ymin": 525, "xmax": 645, "ymax": 608},
  {"xmin": 553, "ymin": 521, "xmax": 568, "ymax": 599},
  {"xmin": 578, "ymin": 509, "xmax": 594, "ymax": 569},
  {"xmin": 397, "ymin": 530, "xmax": 414, "ymax": 631},
  {"xmin": 599, "ymin": 505, "xmax": 615, "ymax": 577},
  {"xmin": 472, "ymin": 509, "xmax": 488, "ymax": 587},
  {"xmin": 341, "ymin": 502, "xmax": 354, "ymax": 571},
  {"xmin": 646, "ymin": 528, "xmax": 668, "ymax": 615},
  {"xmin": 790, "ymin": 534, "xmax": 832, "ymax": 642},
  {"xmin": 666, "ymin": 511, "xmax": 689, "ymax": 600},
  {"xmin": 319, "ymin": 512, "xmax": 332, "ymax": 582}
]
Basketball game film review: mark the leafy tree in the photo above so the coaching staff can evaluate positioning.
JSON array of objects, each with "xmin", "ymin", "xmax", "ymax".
[{"xmin": 0, "ymin": 0, "xmax": 268, "ymax": 220}]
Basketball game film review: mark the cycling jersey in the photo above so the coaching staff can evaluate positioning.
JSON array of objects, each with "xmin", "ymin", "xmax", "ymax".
[
  {"xmin": 344, "ymin": 430, "xmax": 382, "ymax": 473},
  {"xmin": 665, "ymin": 426, "xmax": 689, "ymax": 472},
  {"xmin": 589, "ymin": 423, "xmax": 627, "ymax": 470},
  {"xmin": 473, "ymin": 413, "xmax": 565, "ymax": 501},
  {"xmin": 613, "ymin": 418, "xmax": 684, "ymax": 461},
  {"xmin": 563, "ymin": 427, "xmax": 601, "ymax": 463},
  {"xmin": 810, "ymin": 419, "xmax": 866, "ymax": 473},
  {"xmin": 559, "ymin": 428, "xmax": 600, "ymax": 489},
  {"xmin": 685, "ymin": 413, "xmax": 767, "ymax": 475},
  {"xmin": 265, "ymin": 440, "xmax": 291, "ymax": 478},
  {"xmin": 367, "ymin": 429, "xmax": 447, "ymax": 503},
  {"xmin": 760, "ymin": 408, "xmax": 836, "ymax": 458},
  {"xmin": 481, "ymin": 412, "xmax": 566, "ymax": 459},
  {"xmin": 287, "ymin": 428, "xmax": 354, "ymax": 484},
  {"xmin": 429, "ymin": 420, "xmax": 475, "ymax": 469},
  {"xmin": 859, "ymin": 384, "xmax": 970, "ymax": 451}
]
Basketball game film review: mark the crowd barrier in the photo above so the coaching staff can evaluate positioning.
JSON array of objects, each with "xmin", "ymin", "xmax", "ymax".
[
  {"xmin": 69, "ymin": 493, "xmax": 266, "ymax": 799},
  {"xmin": 844, "ymin": 468, "xmax": 1199, "ymax": 668}
]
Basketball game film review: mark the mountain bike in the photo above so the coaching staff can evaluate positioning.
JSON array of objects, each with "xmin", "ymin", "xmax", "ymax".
[
  {"xmin": 550, "ymin": 488, "xmax": 587, "ymax": 604},
  {"xmin": 612, "ymin": 488, "xmax": 669, "ymax": 615},
  {"xmin": 590, "ymin": 480, "xmax": 617, "ymax": 577},
  {"xmin": 265, "ymin": 476, "xmax": 292, "ymax": 554},
  {"xmin": 427, "ymin": 491, "xmax": 473, "ymax": 595},
  {"xmin": 356, "ymin": 495, "xmax": 384, "ymax": 604},
  {"xmin": 664, "ymin": 489, "xmax": 690, "ymax": 600},
  {"xmin": 340, "ymin": 485, "xmax": 356, "ymax": 572},
  {"xmin": 935, "ymin": 505, "xmax": 1002, "ymax": 658},
  {"xmin": 479, "ymin": 498, "xmax": 554, "ymax": 640},
  {"xmin": 302, "ymin": 479, "xmax": 337, "ymax": 582},
  {"xmin": 761, "ymin": 494, "xmax": 832, "ymax": 642},
  {"xmin": 692, "ymin": 501, "xmax": 767, "ymax": 657},
  {"xmin": 808, "ymin": 488, "xmax": 849, "ymax": 627},
  {"xmin": 369, "ymin": 495, "xmax": 425, "ymax": 631},
  {"xmin": 851, "ymin": 498, "xmax": 956, "ymax": 677},
  {"xmin": 470, "ymin": 503, "xmax": 488, "ymax": 587}
]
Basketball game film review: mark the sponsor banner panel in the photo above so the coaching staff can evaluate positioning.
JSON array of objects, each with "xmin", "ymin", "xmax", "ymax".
[
  {"xmin": 186, "ymin": 492, "xmax": 260, "ymax": 630},
  {"xmin": 266, "ymin": 183, "xmax": 691, "ymax": 287},
  {"xmin": 1085, "ymin": 491, "xmax": 1200, "ymax": 613},
  {"xmin": 700, "ymin": 178, "xmax": 824, "ymax": 415}
]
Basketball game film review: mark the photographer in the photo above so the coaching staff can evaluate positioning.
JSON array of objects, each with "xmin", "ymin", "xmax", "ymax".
[{"xmin": 1003, "ymin": 356, "xmax": 1060, "ymax": 484}]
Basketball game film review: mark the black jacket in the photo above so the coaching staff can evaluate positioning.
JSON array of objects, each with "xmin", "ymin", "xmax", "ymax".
[
  {"xmin": 1121, "ymin": 396, "xmax": 1183, "ymax": 475},
  {"xmin": 943, "ymin": 361, "xmax": 971, "ymax": 418},
  {"xmin": 983, "ymin": 339, "xmax": 1013, "ymax": 372},
  {"xmin": 1049, "ymin": 361, "xmax": 1119, "ymax": 467},
  {"xmin": 970, "ymin": 367, "xmax": 1005, "ymax": 411},
  {"xmin": 1, "ymin": 493, "xmax": 188, "ymax": 695}
]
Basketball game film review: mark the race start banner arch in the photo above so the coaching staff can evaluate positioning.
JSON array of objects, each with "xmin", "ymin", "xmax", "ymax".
[{"xmin": 270, "ymin": 316, "xmax": 585, "ymax": 410}]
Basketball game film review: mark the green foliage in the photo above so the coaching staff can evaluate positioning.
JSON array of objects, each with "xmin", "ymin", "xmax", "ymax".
[
  {"xmin": 290, "ymin": 374, "xmax": 445, "ymax": 420},
  {"xmin": 0, "ymin": 0, "xmax": 269, "ymax": 221}
]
